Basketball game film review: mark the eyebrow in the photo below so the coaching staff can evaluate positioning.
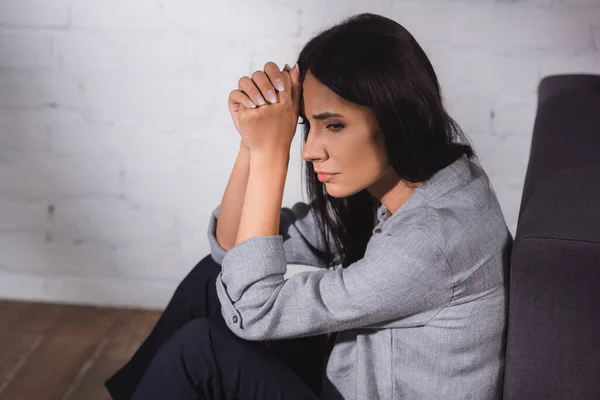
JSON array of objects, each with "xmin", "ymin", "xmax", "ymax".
[{"xmin": 311, "ymin": 112, "xmax": 343, "ymax": 120}]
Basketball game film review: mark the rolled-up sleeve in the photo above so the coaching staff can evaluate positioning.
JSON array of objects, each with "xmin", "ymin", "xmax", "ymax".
[
  {"xmin": 207, "ymin": 202, "xmax": 339, "ymax": 267},
  {"xmin": 216, "ymin": 228, "xmax": 454, "ymax": 340},
  {"xmin": 207, "ymin": 205, "xmax": 228, "ymax": 265}
]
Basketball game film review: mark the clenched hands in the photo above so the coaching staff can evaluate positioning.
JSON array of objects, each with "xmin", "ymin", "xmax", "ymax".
[{"xmin": 228, "ymin": 62, "xmax": 302, "ymax": 158}]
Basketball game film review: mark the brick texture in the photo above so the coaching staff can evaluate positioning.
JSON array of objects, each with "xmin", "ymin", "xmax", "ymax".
[{"xmin": 1, "ymin": 0, "xmax": 598, "ymax": 308}]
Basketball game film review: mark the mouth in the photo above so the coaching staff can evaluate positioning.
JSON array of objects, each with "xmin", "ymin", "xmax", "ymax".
[{"xmin": 316, "ymin": 172, "xmax": 339, "ymax": 182}]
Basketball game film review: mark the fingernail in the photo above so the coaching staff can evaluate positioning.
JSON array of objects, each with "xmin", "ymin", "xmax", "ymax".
[
  {"xmin": 293, "ymin": 63, "xmax": 299, "ymax": 73},
  {"xmin": 254, "ymin": 95, "xmax": 266, "ymax": 105},
  {"xmin": 266, "ymin": 90, "xmax": 277, "ymax": 103},
  {"xmin": 245, "ymin": 100, "xmax": 256, "ymax": 108},
  {"xmin": 274, "ymin": 79, "xmax": 284, "ymax": 91}
]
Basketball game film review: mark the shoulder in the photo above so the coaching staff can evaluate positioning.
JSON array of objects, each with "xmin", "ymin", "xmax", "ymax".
[
  {"xmin": 366, "ymin": 223, "xmax": 452, "ymax": 280},
  {"xmin": 380, "ymin": 169, "xmax": 510, "ymax": 252},
  {"xmin": 383, "ymin": 161, "xmax": 511, "ymax": 260},
  {"xmin": 386, "ymin": 202, "xmax": 508, "ymax": 263}
]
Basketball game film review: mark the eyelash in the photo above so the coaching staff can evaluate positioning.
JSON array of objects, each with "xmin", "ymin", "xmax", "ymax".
[{"xmin": 298, "ymin": 119, "xmax": 344, "ymax": 133}]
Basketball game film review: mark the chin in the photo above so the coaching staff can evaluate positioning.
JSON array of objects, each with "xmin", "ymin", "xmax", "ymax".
[
  {"xmin": 325, "ymin": 184, "xmax": 363, "ymax": 198},
  {"xmin": 324, "ymin": 184, "xmax": 344, "ymax": 198}
]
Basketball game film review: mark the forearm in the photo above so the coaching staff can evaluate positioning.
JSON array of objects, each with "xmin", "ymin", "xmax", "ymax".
[
  {"xmin": 215, "ymin": 141, "xmax": 251, "ymax": 251},
  {"xmin": 235, "ymin": 151, "xmax": 290, "ymax": 245}
]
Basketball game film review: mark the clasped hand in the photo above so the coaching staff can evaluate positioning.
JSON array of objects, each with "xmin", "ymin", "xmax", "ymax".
[{"xmin": 227, "ymin": 62, "xmax": 302, "ymax": 158}]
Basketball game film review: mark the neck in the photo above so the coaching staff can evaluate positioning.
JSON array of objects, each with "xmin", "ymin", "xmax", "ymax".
[{"xmin": 367, "ymin": 166, "xmax": 422, "ymax": 214}]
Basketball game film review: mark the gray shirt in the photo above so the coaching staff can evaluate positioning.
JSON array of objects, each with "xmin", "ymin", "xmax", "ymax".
[{"xmin": 207, "ymin": 154, "xmax": 513, "ymax": 399}]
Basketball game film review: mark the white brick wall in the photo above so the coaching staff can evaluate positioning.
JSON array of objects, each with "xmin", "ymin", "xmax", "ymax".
[
  {"xmin": 0, "ymin": 0, "xmax": 69, "ymax": 28},
  {"xmin": 0, "ymin": 0, "xmax": 599, "ymax": 309}
]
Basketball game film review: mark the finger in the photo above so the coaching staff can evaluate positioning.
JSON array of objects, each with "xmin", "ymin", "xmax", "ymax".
[
  {"xmin": 290, "ymin": 63, "xmax": 301, "ymax": 110},
  {"xmin": 279, "ymin": 63, "xmax": 301, "ymax": 113},
  {"xmin": 251, "ymin": 69, "xmax": 278, "ymax": 104},
  {"xmin": 280, "ymin": 63, "xmax": 292, "ymax": 94},
  {"xmin": 280, "ymin": 69, "xmax": 293, "ymax": 103},
  {"xmin": 264, "ymin": 61, "xmax": 285, "ymax": 92},
  {"xmin": 238, "ymin": 76, "xmax": 266, "ymax": 106},
  {"xmin": 229, "ymin": 89, "xmax": 256, "ymax": 109}
]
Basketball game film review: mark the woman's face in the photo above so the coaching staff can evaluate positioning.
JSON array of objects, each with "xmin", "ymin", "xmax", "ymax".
[{"xmin": 300, "ymin": 70, "xmax": 392, "ymax": 198}]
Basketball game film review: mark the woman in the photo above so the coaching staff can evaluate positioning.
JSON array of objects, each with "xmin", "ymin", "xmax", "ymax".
[{"xmin": 105, "ymin": 12, "xmax": 512, "ymax": 399}]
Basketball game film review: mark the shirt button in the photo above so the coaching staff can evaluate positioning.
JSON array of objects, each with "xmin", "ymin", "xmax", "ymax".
[{"xmin": 232, "ymin": 315, "xmax": 238, "ymax": 324}]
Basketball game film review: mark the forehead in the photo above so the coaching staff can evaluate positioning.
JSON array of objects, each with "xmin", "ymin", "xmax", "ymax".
[
  {"xmin": 300, "ymin": 72, "xmax": 374, "ymax": 122},
  {"xmin": 300, "ymin": 71, "xmax": 345, "ymax": 115}
]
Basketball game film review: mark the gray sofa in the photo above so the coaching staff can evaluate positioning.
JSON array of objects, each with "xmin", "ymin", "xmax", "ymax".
[{"xmin": 502, "ymin": 74, "xmax": 600, "ymax": 399}]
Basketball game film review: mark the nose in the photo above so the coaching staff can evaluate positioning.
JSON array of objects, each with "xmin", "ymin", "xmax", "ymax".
[{"xmin": 301, "ymin": 132, "xmax": 328, "ymax": 163}]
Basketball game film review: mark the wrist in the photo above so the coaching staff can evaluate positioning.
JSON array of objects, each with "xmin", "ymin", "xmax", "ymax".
[{"xmin": 249, "ymin": 150, "xmax": 290, "ymax": 171}]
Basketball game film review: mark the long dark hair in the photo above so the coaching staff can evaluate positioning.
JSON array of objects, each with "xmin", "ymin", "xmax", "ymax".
[{"xmin": 296, "ymin": 13, "xmax": 477, "ymax": 269}]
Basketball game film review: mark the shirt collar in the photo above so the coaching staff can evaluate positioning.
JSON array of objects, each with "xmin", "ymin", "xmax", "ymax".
[
  {"xmin": 374, "ymin": 154, "xmax": 475, "ymax": 231},
  {"xmin": 376, "ymin": 204, "xmax": 391, "ymax": 223}
]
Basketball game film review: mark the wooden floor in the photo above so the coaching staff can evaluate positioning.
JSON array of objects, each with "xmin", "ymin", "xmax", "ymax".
[{"xmin": 0, "ymin": 299, "xmax": 161, "ymax": 400}]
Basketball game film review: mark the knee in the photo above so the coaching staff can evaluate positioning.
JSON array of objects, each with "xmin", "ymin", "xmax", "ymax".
[
  {"xmin": 145, "ymin": 318, "xmax": 222, "ymax": 387},
  {"xmin": 166, "ymin": 318, "xmax": 215, "ymax": 354},
  {"xmin": 165, "ymin": 316, "xmax": 245, "ymax": 362},
  {"xmin": 181, "ymin": 318, "xmax": 211, "ymax": 335},
  {"xmin": 187, "ymin": 254, "xmax": 221, "ymax": 282},
  {"xmin": 174, "ymin": 255, "xmax": 221, "ymax": 298}
]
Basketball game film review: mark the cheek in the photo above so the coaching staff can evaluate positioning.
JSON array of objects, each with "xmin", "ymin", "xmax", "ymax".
[
  {"xmin": 350, "ymin": 136, "xmax": 386, "ymax": 172},
  {"xmin": 334, "ymin": 136, "xmax": 387, "ymax": 185}
]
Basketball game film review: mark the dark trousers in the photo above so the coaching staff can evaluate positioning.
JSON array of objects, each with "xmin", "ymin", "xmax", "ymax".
[{"xmin": 104, "ymin": 254, "xmax": 330, "ymax": 399}]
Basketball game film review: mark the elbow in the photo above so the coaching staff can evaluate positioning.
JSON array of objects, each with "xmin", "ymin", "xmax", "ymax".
[
  {"xmin": 230, "ymin": 326, "xmax": 269, "ymax": 341},
  {"xmin": 215, "ymin": 231, "xmax": 234, "ymax": 252},
  {"xmin": 225, "ymin": 318, "xmax": 273, "ymax": 341},
  {"xmin": 229, "ymin": 305, "xmax": 281, "ymax": 341}
]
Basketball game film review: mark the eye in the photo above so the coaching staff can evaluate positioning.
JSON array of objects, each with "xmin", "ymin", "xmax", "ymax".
[
  {"xmin": 327, "ymin": 123, "xmax": 344, "ymax": 133},
  {"xmin": 298, "ymin": 118, "xmax": 343, "ymax": 133}
]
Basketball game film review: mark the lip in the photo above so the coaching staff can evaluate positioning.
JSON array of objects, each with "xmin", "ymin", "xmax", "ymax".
[{"xmin": 317, "ymin": 172, "xmax": 338, "ymax": 182}]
